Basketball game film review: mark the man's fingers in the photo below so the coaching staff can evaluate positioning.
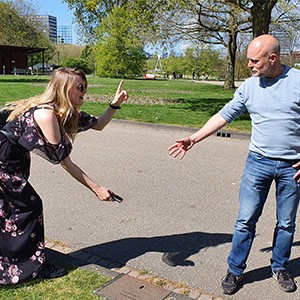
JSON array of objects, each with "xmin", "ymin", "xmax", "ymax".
[
  {"xmin": 173, "ymin": 148, "xmax": 185, "ymax": 158},
  {"xmin": 169, "ymin": 147, "xmax": 181, "ymax": 156},
  {"xmin": 168, "ymin": 144, "xmax": 179, "ymax": 151}
]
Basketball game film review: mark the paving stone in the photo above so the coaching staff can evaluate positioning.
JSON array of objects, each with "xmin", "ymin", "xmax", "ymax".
[
  {"xmin": 45, "ymin": 241, "xmax": 55, "ymax": 249},
  {"xmin": 76, "ymin": 251, "xmax": 93, "ymax": 261},
  {"xmin": 68, "ymin": 250, "xmax": 85, "ymax": 259},
  {"xmin": 114, "ymin": 266, "xmax": 132, "ymax": 274},
  {"xmin": 188, "ymin": 289, "xmax": 201, "ymax": 299},
  {"xmin": 198, "ymin": 294, "xmax": 214, "ymax": 300},
  {"xmin": 84, "ymin": 255, "xmax": 103, "ymax": 265},
  {"xmin": 97, "ymin": 258, "xmax": 112, "ymax": 267},
  {"xmin": 128, "ymin": 269, "xmax": 141, "ymax": 278}
]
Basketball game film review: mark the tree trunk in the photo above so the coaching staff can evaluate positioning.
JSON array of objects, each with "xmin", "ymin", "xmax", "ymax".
[
  {"xmin": 223, "ymin": 31, "xmax": 237, "ymax": 89},
  {"xmin": 251, "ymin": 0, "xmax": 278, "ymax": 37}
]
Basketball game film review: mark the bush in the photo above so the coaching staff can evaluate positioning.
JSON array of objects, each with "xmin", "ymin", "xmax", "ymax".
[{"xmin": 61, "ymin": 57, "xmax": 93, "ymax": 74}]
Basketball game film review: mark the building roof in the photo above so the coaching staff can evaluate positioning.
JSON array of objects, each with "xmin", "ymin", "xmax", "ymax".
[{"xmin": 0, "ymin": 44, "xmax": 47, "ymax": 54}]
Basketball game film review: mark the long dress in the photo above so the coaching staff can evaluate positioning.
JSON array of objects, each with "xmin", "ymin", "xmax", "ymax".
[{"xmin": 0, "ymin": 107, "xmax": 97, "ymax": 285}]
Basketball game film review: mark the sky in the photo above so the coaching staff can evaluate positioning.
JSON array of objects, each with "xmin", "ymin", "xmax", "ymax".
[
  {"xmin": 31, "ymin": 0, "xmax": 187, "ymax": 53},
  {"xmin": 33, "ymin": 0, "xmax": 79, "ymax": 44}
]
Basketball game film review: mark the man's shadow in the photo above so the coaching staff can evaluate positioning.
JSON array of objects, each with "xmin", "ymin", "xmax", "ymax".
[
  {"xmin": 67, "ymin": 231, "xmax": 232, "ymax": 268},
  {"xmin": 240, "ymin": 241, "xmax": 300, "ymax": 288}
]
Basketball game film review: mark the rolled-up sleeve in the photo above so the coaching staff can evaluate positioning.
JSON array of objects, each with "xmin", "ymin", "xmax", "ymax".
[{"xmin": 219, "ymin": 86, "xmax": 247, "ymax": 123}]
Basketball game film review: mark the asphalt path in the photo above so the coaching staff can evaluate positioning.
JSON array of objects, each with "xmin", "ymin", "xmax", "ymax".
[{"xmin": 30, "ymin": 119, "xmax": 300, "ymax": 300}]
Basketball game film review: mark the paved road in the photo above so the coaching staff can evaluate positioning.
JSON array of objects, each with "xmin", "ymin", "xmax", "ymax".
[{"xmin": 30, "ymin": 120, "xmax": 300, "ymax": 300}]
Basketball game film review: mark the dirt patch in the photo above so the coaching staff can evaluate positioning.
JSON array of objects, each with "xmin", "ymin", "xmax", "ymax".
[
  {"xmin": 85, "ymin": 94, "xmax": 178, "ymax": 105},
  {"xmin": 31, "ymin": 84, "xmax": 180, "ymax": 105}
]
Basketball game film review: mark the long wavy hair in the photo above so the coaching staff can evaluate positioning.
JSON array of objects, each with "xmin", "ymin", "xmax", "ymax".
[{"xmin": 6, "ymin": 67, "xmax": 87, "ymax": 141}]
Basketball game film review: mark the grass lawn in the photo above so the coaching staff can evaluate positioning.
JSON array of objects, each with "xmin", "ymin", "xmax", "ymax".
[
  {"xmin": 0, "ymin": 266, "xmax": 108, "ymax": 300},
  {"xmin": 0, "ymin": 74, "xmax": 251, "ymax": 133}
]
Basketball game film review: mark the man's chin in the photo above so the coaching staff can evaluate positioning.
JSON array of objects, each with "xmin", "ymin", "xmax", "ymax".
[{"xmin": 251, "ymin": 72, "xmax": 260, "ymax": 77}]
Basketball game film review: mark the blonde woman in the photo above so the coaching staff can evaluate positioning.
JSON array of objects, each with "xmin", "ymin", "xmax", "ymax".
[{"xmin": 0, "ymin": 67, "xmax": 128, "ymax": 285}]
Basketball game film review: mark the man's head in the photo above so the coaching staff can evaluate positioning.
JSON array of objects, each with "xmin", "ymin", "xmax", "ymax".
[{"xmin": 247, "ymin": 34, "xmax": 283, "ymax": 78}]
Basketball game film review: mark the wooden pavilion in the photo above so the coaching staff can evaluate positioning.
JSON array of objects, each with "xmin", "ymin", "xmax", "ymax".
[{"xmin": 0, "ymin": 45, "xmax": 46, "ymax": 75}]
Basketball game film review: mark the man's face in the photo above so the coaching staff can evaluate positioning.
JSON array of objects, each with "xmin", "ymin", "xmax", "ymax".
[{"xmin": 247, "ymin": 44, "xmax": 271, "ymax": 77}]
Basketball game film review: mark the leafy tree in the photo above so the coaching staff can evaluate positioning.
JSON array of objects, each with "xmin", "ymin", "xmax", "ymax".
[
  {"xmin": 95, "ymin": 6, "xmax": 147, "ymax": 77},
  {"xmin": 1, "ymin": 1, "xmax": 55, "ymax": 66},
  {"xmin": 52, "ymin": 44, "xmax": 84, "ymax": 65},
  {"xmin": 150, "ymin": 0, "xmax": 251, "ymax": 88},
  {"xmin": 63, "ymin": 0, "xmax": 129, "ymax": 42},
  {"xmin": 147, "ymin": 0, "xmax": 299, "ymax": 87},
  {"xmin": 64, "ymin": 0, "xmax": 300, "ymax": 85},
  {"xmin": 0, "ymin": 1, "xmax": 49, "ymax": 48},
  {"xmin": 63, "ymin": 0, "xmax": 157, "ymax": 44},
  {"xmin": 61, "ymin": 56, "xmax": 93, "ymax": 73},
  {"xmin": 80, "ymin": 45, "xmax": 96, "ymax": 73}
]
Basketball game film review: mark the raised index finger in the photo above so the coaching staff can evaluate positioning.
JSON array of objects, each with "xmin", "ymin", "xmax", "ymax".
[{"xmin": 117, "ymin": 80, "xmax": 124, "ymax": 92}]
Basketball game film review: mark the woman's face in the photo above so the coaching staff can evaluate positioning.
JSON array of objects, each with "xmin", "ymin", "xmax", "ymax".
[{"xmin": 69, "ymin": 75, "xmax": 87, "ymax": 107}]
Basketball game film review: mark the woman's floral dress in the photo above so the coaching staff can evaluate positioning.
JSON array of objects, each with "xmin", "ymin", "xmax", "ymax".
[{"xmin": 0, "ymin": 107, "xmax": 97, "ymax": 285}]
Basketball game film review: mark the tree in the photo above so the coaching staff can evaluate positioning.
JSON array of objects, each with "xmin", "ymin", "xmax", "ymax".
[
  {"xmin": 80, "ymin": 45, "xmax": 96, "ymax": 73},
  {"xmin": 178, "ymin": 46, "xmax": 223, "ymax": 79},
  {"xmin": 0, "ymin": 1, "xmax": 49, "ymax": 48},
  {"xmin": 149, "ymin": 0, "xmax": 251, "ymax": 88},
  {"xmin": 63, "ymin": 0, "xmax": 130, "ymax": 42},
  {"xmin": 146, "ymin": 0, "xmax": 299, "ymax": 87},
  {"xmin": 224, "ymin": 0, "xmax": 278, "ymax": 37},
  {"xmin": 64, "ymin": 0, "xmax": 300, "ymax": 85},
  {"xmin": 0, "ymin": 1, "xmax": 55, "ymax": 66},
  {"xmin": 95, "ymin": 6, "xmax": 147, "ymax": 77}
]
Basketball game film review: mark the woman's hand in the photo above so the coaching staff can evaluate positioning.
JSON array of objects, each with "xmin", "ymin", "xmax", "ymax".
[
  {"xmin": 110, "ymin": 80, "xmax": 128, "ymax": 107},
  {"xmin": 168, "ymin": 137, "xmax": 195, "ymax": 160},
  {"xmin": 93, "ymin": 186, "xmax": 116, "ymax": 202}
]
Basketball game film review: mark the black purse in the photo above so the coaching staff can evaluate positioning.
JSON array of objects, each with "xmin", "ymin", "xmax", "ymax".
[
  {"xmin": 0, "ymin": 108, "xmax": 18, "ymax": 144},
  {"xmin": 0, "ymin": 108, "xmax": 10, "ymax": 129}
]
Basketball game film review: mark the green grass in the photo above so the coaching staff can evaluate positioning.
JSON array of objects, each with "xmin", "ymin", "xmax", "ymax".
[
  {"xmin": 0, "ymin": 75, "xmax": 251, "ymax": 133},
  {"xmin": 0, "ymin": 266, "xmax": 108, "ymax": 300}
]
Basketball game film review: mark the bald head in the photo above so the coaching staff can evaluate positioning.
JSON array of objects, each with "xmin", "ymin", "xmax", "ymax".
[
  {"xmin": 247, "ymin": 34, "xmax": 284, "ymax": 78},
  {"xmin": 249, "ymin": 34, "xmax": 281, "ymax": 57}
]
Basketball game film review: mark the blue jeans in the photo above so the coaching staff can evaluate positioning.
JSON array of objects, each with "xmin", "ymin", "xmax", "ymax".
[{"xmin": 228, "ymin": 151, "xmax": 300, "ymax": 276}]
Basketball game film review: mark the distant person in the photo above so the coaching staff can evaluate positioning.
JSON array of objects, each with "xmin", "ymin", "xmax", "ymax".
[
  {"xmin": 13, "ymin": 66, "xmax": 17, "ymax": 75},
  {"xmin": 0, "ymin": 67, "xmax": 128, "ymax": 285},
  {"xmin": 168, "ymin": 35, "xmax": 300, "ymax": 295}
]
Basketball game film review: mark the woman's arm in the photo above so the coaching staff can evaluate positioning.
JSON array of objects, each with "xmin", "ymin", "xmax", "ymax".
[
  {"xmin": 34, "ymin": 108, "xmax": 61, "ymax": 144},
  {"xmin": 60, "ymin": 156, "xmax": 114, "ymax": 201},
  {"xmin": 92, "ymin": 80, "xmax": 128, "ymax": 131}
]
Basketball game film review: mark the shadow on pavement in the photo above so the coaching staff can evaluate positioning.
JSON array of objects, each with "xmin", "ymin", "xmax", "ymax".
[
  {"xmin": 242, "ymin": 240, "xmax": 300, "ymax": 286},
  {"xmin": 243, "ymin": 256, "xmax": 300, "ymax": 287},
  {"xmin": 71, "ymin": 231, "xmax": 233, "ymax": 268}
]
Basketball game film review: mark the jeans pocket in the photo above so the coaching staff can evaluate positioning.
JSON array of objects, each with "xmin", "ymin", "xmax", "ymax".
[{"xmin": 249, "ymin": 151, "xmax": 265, "ymax": 160}]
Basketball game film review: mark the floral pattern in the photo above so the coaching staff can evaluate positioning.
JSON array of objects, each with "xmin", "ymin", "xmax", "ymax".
[{"xmin": 0, "ymin": 107, "xmax": 97, "ymax": 285}]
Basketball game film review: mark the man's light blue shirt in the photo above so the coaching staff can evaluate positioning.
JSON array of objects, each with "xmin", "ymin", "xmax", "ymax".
[{"xmin": 219, "ymin": 66, "xmax": 300, "ymax": 160}]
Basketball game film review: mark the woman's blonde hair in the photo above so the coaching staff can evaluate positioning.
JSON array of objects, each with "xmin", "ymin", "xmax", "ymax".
[{"xmin": 6, "ymin": 67, "xmax": 87, "ymax": 141}]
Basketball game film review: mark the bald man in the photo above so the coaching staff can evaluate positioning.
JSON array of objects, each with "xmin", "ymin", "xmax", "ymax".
[{"xmin": 168, "ymin": 34, "xmax": 300, "ymax": 294}]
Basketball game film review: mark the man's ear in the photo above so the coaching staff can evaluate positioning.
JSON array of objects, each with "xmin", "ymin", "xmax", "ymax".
[{"xmin": 269, "ymin": 53, "xmax": 277, "ymax": 65}]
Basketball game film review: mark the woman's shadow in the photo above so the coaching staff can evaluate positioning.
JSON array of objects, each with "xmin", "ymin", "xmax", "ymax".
[{"xmin": 66, "ymin": 231, "xmax": 233, "ymax": 268}]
